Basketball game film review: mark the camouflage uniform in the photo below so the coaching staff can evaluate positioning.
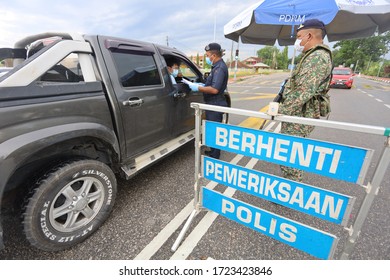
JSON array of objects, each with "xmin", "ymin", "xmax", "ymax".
[{"xmin": 279, "ymin": 44, "xmax": 333, "ymax": 182}]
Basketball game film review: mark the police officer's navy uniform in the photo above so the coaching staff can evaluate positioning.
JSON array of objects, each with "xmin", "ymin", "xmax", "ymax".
[{"xmin": 204, "ymin": 54, "xmax": 228, "ymax": 159}]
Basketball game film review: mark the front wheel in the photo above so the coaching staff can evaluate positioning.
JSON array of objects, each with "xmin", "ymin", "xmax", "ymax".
[{"xmin": 22, "ymin": 160, "xmax": 117, "ymax": 251}]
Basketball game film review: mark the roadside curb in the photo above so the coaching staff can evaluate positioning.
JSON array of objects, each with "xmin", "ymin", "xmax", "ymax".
[
  {"xmin": 361, "ymin": 75, "xmax": 390, "ymax": 84},
  {"xmin": 228, "ymin": 75, "xmax": 253, "ymax": 84}
]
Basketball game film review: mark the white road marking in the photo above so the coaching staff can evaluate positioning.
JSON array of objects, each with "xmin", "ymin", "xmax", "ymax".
[
  {"xmin": 170, "ymin": 157, "xmax": 259, "ymax": 260},
  {"xmin": 376, "ymin": 98, "xmax": 383, "ymax": 103},
  {"xmin": 133, "ymin": 199, "xmax": 195, "ymax": 260},
  {"xmin": 274, "ymin": 122, "xmax": 282, "ymax": 133},
  {"xmin": 133, "ymin": 154, "xmax": 244, "ymax": 260},
  {"xmin": 367, "ymin": 94, "xmax": 374, "ymax": 97},
  {"xmin": 385, "ymin": 104, "xmax": 390, "ymax": 109},
  {"xmin": 264, "ymin": 120, "xmax": 281, "ymax": 132},
  {"xmin": 169, "ymin": 211, "xmax": 219, "ymax": 260}
]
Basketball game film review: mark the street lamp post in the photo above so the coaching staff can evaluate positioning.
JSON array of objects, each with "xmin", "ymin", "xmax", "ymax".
[{"xmin": 377, "ymin": 60, "xmax": 384, "ymax": 77}]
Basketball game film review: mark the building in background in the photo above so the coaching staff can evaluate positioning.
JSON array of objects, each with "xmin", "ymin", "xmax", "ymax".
[{"xmin": 189, "ymin": 54, "xmax": 204, "ymax": 68}]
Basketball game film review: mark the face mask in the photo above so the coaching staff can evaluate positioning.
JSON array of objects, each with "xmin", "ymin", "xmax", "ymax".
[
  {"xmin": 294, "ymin": 38, "xmax": 305, "ymax": 53},
  {"xmin": 206, "ymin": 56, "xmax": 213, "ymax": 66},
  {"xmin": 294, "ymin": 34, "xmax": 309, "ymax": 53},
  {"xmin": 172, "ymin": 69, "xmax": 179, "ymax": 77}
]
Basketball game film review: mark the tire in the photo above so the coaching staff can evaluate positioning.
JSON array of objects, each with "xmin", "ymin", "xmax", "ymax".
[{"xmin": 22, "ymin": 160, "xmax": 117, "ymax": 251}]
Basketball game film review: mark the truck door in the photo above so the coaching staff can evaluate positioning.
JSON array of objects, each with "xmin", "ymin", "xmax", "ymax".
[
  {"xmin": 165, "ymin": 56, "xmax": 205, "ymax": 137},
  {"xmin": 101, "ymin": 38, "xmax": 171, "ymax": 158}
]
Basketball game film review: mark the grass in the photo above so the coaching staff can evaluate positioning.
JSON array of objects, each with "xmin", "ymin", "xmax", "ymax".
[{"xmin": 228, "ymin": 69, "xmax": 288, "ymax": 79}]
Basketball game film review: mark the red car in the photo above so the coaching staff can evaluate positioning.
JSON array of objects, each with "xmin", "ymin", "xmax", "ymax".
[{"xmin": 330, "ymin": 67, "xmax": 354, "ymax": 89}]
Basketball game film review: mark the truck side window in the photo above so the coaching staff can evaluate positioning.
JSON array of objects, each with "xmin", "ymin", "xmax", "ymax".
[
  {"xmin": 40, "ymin": 53, "xmax": 84, "ymax": 83},
  {"xmin": 111, "ymin": 50, "xmax": 162, "ymax": 87},
  {"xmin": 179, "ymin": 62, "xmax": 201, "ymax": 82}
]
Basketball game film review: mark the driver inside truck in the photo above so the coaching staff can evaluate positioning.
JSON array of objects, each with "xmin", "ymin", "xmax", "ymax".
[{"xmin": 165, "ymin": 57, "xmax": 181, "ymax": 85}]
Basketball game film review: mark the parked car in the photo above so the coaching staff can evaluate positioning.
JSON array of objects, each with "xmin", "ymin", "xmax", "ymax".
[{"xmin": 330, "ymin": 67, "xmax": 354, "ymax": 89}]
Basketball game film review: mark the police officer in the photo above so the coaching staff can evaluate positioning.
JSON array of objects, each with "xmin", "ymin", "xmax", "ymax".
[
  {"xmin": 279, "ymin": 19, "xmax": 333, "ymax": 182},
  {"xmin": 186, "ymin": 43, "xmax": 228, "ymax": 159}
]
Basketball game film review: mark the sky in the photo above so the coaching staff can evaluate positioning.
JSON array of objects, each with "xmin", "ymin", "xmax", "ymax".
[
  {"xmin": 0, "ymin": 0, "xmax": 280, "ymax": 60},
  {"xmin": 0, "ymin": 0, "xmax": 389, "ymax": 61}
]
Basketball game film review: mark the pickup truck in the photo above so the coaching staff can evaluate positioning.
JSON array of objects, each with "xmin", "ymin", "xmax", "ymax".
[{"xmin": 0, "ymin": 32, "xmax": 223, "ymax": 251}]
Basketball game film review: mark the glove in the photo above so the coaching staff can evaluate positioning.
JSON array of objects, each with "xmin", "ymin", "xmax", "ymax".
[
  {"xmin": 189, "ymin": 83, "xmax": 199, "ymax": 92},
  {"xmin": 182, "ymin": 79, "xmax": 203, "ymax": 92}
]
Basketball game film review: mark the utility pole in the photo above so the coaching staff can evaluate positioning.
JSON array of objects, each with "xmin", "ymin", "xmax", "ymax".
[
  {"xmin": 213, "ymin": 0, "xmax": 218, "ymax": 42},
  {"xmin": 354, "ymin": 60, "xmax": 359, "ymax": 73},
  {"xmin": 213, "ymin": 12, "xmax": 217, "ymax": 42},
  {"xmin": 366, "ymin": 57, "xmax": 372, "ymax": 72},
  {"xmin": 377, "ymin": 53, "xmax": 385, "ymax": 77},
  {"xmin": 166, "ymin": 36, "xmax": 169, "ymax": 47},
  {"xmin": 377, "ymin": 60, "xmax": 384, "ymax": 77},
  {"xmin": 272, "ymin": 50, "xmax": 277, "ymax": 69}
]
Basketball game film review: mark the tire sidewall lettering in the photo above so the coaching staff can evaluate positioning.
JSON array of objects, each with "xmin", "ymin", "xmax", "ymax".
[{"xmin": 40, "ymin": 201, "xmax": 57, "ymax": 241}]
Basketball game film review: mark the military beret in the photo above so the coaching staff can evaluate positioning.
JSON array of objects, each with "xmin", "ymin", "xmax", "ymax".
[{"xmin": 297, "ymin": 19, "xmax": 326, "ymax": 32}]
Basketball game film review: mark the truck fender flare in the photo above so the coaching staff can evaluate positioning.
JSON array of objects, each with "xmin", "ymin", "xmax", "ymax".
[{"xmin": 0, "ymin": 122, "xmax": 119, "ymax": 194}]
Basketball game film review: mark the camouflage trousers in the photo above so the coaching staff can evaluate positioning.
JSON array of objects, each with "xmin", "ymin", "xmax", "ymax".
[{"xmin": 280, "ymin": 122, "xmax": 314, "ymax": 182}]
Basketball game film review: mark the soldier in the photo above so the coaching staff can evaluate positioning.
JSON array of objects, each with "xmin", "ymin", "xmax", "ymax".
[{"xmin": 279, "ymin": 19, "xmax": 333, "ymax": 182}]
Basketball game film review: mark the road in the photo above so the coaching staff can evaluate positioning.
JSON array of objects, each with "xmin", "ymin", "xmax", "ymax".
[{"xmin": 1, "ymin": 73, "xmax": 389, "ymax": 260}]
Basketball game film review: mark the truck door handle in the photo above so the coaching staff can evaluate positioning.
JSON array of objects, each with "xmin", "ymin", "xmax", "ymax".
[
  {"xmin": 173, "ymin": 92, "xmax": 186, "ymax": 99},
  {"xmin": 123, "ymin": 97, "xmax": 144, "ymax": 107}
]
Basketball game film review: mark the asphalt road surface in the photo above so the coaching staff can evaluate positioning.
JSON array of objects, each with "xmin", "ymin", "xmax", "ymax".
[{"xmin": 1, "ymin": 72, "xmax": 389, "ymax": 260}]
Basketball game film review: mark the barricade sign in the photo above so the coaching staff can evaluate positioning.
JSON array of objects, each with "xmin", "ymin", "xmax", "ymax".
[
  {"xmin": 203, "ymin": 121, "xmax": 372, "ymax": 184},
  {"xmin": 171, "ymin": 103, "xmax": 390, "ymax": 260},
  {"xmin": 202, "ymin": 187, "xmax": 338, "ymax": 260},
  {"xmin": 203, "ymin": 156, "xmax": 355, "ymax": 225}
]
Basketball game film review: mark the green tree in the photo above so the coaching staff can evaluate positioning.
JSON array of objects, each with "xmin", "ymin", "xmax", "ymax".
[
  {"xmin": 277, "ymin": 46, "xmax": 289, "ymax": 70},
  {"xmin": 332, "ymin": 32, "xmax": 390, "ymax": 75},
  {"xmin": 203, "ymin": 52, "xmax": 211, "ymax": 70},
  {"xmin": 257, "ymin": 46, "xmax": 280, "ymax": 69},
  {"xmin": 257, "ymin": 46, "xmax": 291, "ymax": 70}
]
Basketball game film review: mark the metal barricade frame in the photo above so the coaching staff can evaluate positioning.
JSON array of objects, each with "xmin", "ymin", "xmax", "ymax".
[{"xmin": 171, "ymin": 103, "xmax": 390, "ymax": 260}]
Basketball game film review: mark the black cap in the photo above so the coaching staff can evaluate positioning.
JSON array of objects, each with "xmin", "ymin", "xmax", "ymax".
[
  {"xmin": 205, "ymin": 43, "xmax": 222, "ymax": 52},
  {"xmin": 297, "ymin": 19, "xmax": 326, "ymax": 32}
]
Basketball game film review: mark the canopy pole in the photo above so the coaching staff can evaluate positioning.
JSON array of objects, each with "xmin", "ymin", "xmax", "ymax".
[
  {"xmin": 288, "ymin": 22, "xmax": 298, "ymax": 77},
  {"xmin": 234, "ymin": 37, "xmax": 240, "ymax": 81},
  {"xmin": 290, "ymin": 47, "xmax": 296, "ymax": 77},
  {"xmin": 290, "ymin": 24, "xmax": 295, "ymax": 38},
  {"xmin": 230, "ymin": 40, "xmax": 234, "ymax": 72}
]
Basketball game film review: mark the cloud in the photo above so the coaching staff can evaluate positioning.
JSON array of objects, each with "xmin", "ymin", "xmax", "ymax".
[{"xmin": 0, "ymin": 0, "xmax": 262, "ymax": 59}]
